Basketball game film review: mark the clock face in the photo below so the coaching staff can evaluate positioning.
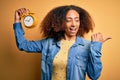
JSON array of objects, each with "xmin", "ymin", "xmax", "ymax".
[{"xmin": 23, "ymin": 15, "xmax": 34, "ymax": 27}]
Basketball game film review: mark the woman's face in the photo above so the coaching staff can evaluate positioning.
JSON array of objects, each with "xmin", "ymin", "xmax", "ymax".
[{"xmin": 64, "ymin": 10, "xmax": 80, "ymax": 38}]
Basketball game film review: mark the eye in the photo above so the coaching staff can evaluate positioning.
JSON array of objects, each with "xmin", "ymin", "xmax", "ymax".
[
  {"xmin": 75, "ymin": 19, "xmax": 80, "ymax": 22},
  {"xmin": 66, "ymin": 19, "xmax": 72, "ymax": 22}
]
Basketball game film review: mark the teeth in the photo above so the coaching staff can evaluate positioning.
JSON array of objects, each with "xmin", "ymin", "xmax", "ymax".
[{"xmin": 70, "ymin": 27, "xmax": 76, "ymax": 31}]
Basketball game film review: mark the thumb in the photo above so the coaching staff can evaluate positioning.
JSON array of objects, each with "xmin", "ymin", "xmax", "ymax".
[
  {"xmin": 103, "ymin": 36, "xmax": 112, "ymax": 42},
  {"xmin": 14, "ymin": 10, "xmax": 21, "ymax": 23}
]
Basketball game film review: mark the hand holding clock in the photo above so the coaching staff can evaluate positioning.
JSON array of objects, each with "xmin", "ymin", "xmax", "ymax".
[
  {"xmin": 14, "ymin": 8, "xmax": 37, "ymax": 28},
  {"xmin": 14, "ymin": 8, "xmax": 28, "ymax": 23}
]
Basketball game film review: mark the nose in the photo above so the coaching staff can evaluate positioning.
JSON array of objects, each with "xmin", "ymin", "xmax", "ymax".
[{"xmin": 71, "ymin": 20, "xmax": 76, "ymax": 27}]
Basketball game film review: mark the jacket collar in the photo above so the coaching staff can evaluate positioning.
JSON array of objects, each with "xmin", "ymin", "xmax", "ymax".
[{"xmin": 74, "ymin": 36, "xmax": 84, "ymax": 46}]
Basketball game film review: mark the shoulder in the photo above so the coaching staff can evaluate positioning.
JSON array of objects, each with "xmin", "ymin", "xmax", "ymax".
[
  {"xmin": 77, "ymin": 36, "xmax": 91, "ymax": 44},
  {"xmin": 40, "ymin": 37, "xmax": 56, "ymax": 45},
  {"xmin": 81, "ymin": 37, "xmax": 103, "ymax": 49},
  {"xmin": 82, "ymin": 38, "xmax": 91, "ymax": 45},
  {"xmin": 77, "ymin": 36, "xmax": 91, "ymax": 48}
]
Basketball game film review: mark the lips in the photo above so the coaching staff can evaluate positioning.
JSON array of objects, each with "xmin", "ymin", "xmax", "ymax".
[{"xmin": 69, "ymin": 27, "xmax": 77, "ymax": 33}]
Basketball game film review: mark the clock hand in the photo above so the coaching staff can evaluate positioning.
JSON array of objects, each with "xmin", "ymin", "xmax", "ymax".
[
  {"xmin": 25, "ymin": 18, "xmax": 31, "ymax": 22},
  {"xmin": 25, "ymin": 20, "xmax": 29, "ymax": 22},
  {"xmin": 28, "ymin": 18, "xmax": 31, "ymax": 22}
]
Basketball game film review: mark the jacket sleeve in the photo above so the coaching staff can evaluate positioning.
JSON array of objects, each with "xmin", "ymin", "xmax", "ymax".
[
  {"xmin": 87, "ymin": 41, "xmax": 102, "ymax": 80},
  {"xmin": 13, "ymin": 22, "xmax": 43, "ymax": 53}
]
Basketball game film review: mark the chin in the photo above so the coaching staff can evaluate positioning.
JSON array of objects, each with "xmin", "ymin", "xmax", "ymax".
[{"xmin": 69, "ymin": 34, "xmax": 77, "ymax": 37}]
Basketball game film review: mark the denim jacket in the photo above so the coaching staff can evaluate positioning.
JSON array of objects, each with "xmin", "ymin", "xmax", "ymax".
[{"xmin": 13, "ymin": 23, "xmax": 102, "ymax": 80}]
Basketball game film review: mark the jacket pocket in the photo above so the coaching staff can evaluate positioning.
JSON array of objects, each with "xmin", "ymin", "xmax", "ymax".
[{"xmin": 75, "ymin": 55, "xmax": 88, "ymax": 70}]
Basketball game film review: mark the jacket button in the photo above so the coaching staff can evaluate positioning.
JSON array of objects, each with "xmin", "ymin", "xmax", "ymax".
[
  {"xmin": 76, "ymin": 56, "xmax": 80, "ymax": 59},
  {"xmin": 91, "ymin": 44, "xmax": 93, "ymax": 47}
]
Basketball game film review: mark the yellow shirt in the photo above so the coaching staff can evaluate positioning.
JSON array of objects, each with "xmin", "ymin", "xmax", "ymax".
[{"xmin": 52, "ymin": 39, "xmax": 75, "ymax": 80}]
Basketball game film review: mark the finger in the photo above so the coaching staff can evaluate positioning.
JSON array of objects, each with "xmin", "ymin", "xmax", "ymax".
[
  {"xmin": 14, "ymin": 10, "xmax": 21, "ymax": 22},
  {"xmin": 97, "ymin": 32, "xmax": 103, "ymax": 41},
  {"xmin": 17, "ymin": 9, "xmax": 22, "ymax": 16},
  {"xmin": 94, "ymin": 33, "xmax": 99, "ymax": 41},
  {"xmin": 91, "ymin": 35, "xmax": 93, "ymax": 41},
  {"xmin": 20, "ymin": 8, "xmax": 26, "ymax": 15},
  {"xmin": 91, "ymin": 34, "xmax": 94, "ymax": 41},
  {"xmin": 91, "ymin": 32, "xmax": 104, "ymax": 42},
  {"xmin": 21, "ymin": 8, "xmax": 25, "ymax": 14},
  {"xmin": 97, "ymin": 32, "xmax": 102, "ymax": 37},
  {"xmin": 22, "ymin": 8, "xmax": 28, "ymax": 14},
  {"xmin": 15, "ymin": 10, "xmax": 19, "ymax": 16},
  {"xmin": 91, "ymin": 33, "xmax": 96, "ymax": 41},
  {"xmin": 17, "ymin": 8, "xmax": 27, "ymax": 16},
  {"xmin": 96, "ymin": 33, "xmax": 99, "ymax": 41},
  {"xmin": 24, "ymin": 8, "xmax": 28, "ymax": 14}
]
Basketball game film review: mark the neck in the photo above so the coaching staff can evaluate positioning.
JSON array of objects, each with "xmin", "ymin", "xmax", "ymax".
[{"xmin": 64, "ymin": 34, "xmax": 76, "ymax": 41}]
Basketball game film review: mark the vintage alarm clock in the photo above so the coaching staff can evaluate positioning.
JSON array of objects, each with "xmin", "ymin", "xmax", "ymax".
[{"xmin": 22, "ymin": 12, "xmax": 37, "ymax": 28}]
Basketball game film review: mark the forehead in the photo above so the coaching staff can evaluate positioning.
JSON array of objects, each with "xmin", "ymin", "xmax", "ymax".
[{"xmin": 66, "ymin": 10, "xmax": 79, "ymax": 18}]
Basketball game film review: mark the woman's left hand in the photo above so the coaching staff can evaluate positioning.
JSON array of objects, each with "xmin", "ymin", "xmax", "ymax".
[{"xmin": 91, "ymin": 32, "xmax": 112, "ymax": 43}]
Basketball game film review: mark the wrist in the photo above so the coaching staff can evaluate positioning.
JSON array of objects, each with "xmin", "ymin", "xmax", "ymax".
[{"xmin": 14, "ymin": 19, "xmax": 20, "ymax": 23}]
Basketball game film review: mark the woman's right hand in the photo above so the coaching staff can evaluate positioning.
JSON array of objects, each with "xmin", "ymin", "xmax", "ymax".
[{"xmin": 14, "ymin": 8, "xmax": 29, "ymax": 23}]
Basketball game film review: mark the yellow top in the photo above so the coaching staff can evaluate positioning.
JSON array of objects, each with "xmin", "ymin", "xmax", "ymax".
[{"xmin": 52, "ymin": 39, "xmax": 75, "ymax": 80}]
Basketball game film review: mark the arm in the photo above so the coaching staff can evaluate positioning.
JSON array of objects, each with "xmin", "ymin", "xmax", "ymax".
[
  {"xmin": 13, "ymin": 22, "xmax": 43, "ymax": 53},
  {"xmin": 87, "ymin": 41, "xmax": 102, "ymax": 80},
  {"xmin": 13, "ymin": 8, "xmax": 42, "ymax": 53},
  {"xmin": 87, "ymin": 33, "xmax": 111, "ymax": 80}
]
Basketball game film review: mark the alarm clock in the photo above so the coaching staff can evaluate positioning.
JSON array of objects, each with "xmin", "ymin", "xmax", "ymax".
[{"xmin": 22, "ymin": 13, "xmax": 37, "ymax": 28}]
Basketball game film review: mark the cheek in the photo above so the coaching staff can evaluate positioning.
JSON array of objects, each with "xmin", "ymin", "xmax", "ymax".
[
  {"xmin": 77, "ymin": 23, "xmax": 80, "ymax": 28},
  {"xmin": 65, "ymin": 23, "xmax": 71, "ymax": 28}
]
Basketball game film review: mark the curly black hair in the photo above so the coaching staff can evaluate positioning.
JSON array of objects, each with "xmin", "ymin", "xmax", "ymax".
[{"xmin": 40, "ymin": 5, "xmax": 94, "ymax": 41}]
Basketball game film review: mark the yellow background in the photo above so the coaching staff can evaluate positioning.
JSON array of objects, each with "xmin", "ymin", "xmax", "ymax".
[{"xmin": 0, "ymin": 0, "xmax": 120, "ymax": 80}]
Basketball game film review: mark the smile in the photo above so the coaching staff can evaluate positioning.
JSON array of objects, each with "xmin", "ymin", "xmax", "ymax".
[{"xmin": 69, "ymin": 27, "xmax": 77, "ymax": 33}]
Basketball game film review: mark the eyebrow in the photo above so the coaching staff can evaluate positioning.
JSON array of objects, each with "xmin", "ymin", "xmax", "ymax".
[{"xmin": 66, "ymin": 17, "xmax": 79, "ymax": 19}]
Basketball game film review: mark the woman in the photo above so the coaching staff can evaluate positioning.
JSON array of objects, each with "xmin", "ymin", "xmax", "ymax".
[{"xmin": 13, "ymin": 5, "xmax": 111, "ymax": 80}]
